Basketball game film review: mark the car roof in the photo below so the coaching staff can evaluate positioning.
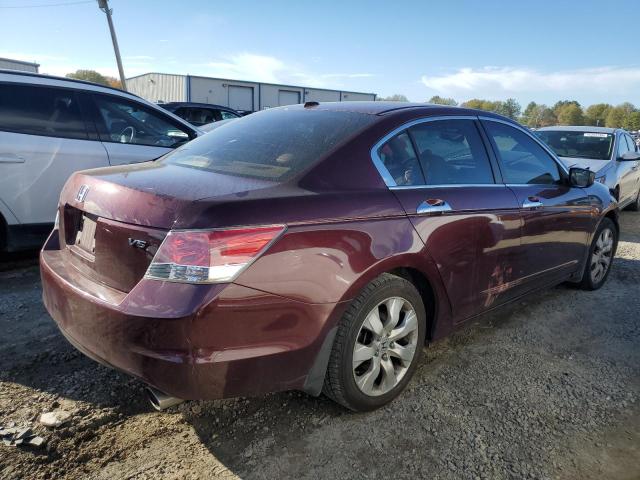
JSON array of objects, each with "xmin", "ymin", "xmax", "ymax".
[
  {"xmin": 537, "ymin": 125, "xmax": 618, "ymax": 134},
  {"xmin": 286, "ymin": 101, "xmax": 510, "ymax": 120}
]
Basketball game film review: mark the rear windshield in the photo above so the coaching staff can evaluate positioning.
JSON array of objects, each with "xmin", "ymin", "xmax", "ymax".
[
  {"xmin": 535, "ymin": 130, "xmax": 614, "ymax": 160},
  {"xmin": 164, "ymin": 108, "xmax": 375, "ymax": 181}
]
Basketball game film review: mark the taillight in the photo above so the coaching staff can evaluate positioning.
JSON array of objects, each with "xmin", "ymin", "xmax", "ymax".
[{"xmin": 145, "ymin": 225, "xmax": 285, "ymax": 283}]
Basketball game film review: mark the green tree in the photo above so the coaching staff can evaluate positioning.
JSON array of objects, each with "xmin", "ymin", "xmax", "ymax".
[
  {"xmin": 605, "ymin": 106, "xmax": 627, "ymax": 128},
  {"xmin": 584, "ymin": 103, "xmax": 612, "ymax": 126},
  {"xmin": 427, "ymin": 95, "xmax": 457, "ymax": 106},
  {"xmin": 495, "ymin": 98, "xmax": 521, "ymax": 120},
  {"xmin": 66, "ymin": 69, "xmax": 122, "ymax": 88},
  {"xmin": 624, "ymin": 110, "xmax": 640, "ymax": 131},
  {"xmin": 538, "ymin": 107, "xmax": 557, "ymax": 127},
  {"xmin": 552, "ymin": 100, "xmax": 581, "ymax": 117},
  {"xmin": 521, "ymin": 101, "xmax": 538, "ymax": 126},
  {"xmin": 377, "ymin": 94, "xmax": 409, "ymax": 102},
  {"xmin": 556, "ymin": 103, "xmax": 584, "ymax": 125}
]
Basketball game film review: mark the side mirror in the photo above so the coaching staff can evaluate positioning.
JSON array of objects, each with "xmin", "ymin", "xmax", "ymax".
[
  {"xmin": 619, "ymin": 151, "xmax": 640, "ymax": 161},
  {"xmin": 569, "ymin": 167, "xmax": 595, "ymax": 188}
]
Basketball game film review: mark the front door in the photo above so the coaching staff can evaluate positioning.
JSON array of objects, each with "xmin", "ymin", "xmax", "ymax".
[
  {"xmin": 481, "ymin": 119, "xmax": 594, "ymax": 290},
  {"xmin": 373, "ymin": 117, "xmax": 523, "ymax": 322}
]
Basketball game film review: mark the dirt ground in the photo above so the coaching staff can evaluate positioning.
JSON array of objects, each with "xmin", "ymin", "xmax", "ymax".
[{"xmin": 0, "ymin": 212, "xmax": 639, "ymax": 480}]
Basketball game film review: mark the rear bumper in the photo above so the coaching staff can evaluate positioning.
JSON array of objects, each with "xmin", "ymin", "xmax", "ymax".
[{"xmin": 40, "ymin": 231, "xmax": 344, "ymax": 400}]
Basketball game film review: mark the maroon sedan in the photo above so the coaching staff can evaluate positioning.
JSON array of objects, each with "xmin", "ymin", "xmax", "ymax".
[{"xmin": 41, "ymin": 102, "xmax": 618, "ymax": 412}]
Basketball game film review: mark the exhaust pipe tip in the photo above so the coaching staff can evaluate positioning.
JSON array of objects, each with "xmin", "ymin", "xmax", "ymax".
[{"xmin": 145, "ymin": 387, "xmax": 184, "ymax": 411}]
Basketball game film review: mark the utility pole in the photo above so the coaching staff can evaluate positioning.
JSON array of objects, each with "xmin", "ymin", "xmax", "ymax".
[{"xmin": 97, "ymin": 0, "xmax": 127, "ymax": 90}]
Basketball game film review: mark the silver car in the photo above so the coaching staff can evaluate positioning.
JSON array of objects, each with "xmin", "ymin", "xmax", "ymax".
[{"xmin": 536, "ymin": 126, "xmax": 640, "ymax": 210}]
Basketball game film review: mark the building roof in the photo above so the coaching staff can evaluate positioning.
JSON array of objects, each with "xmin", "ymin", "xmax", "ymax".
[{"xmin": 0, "ymin": 57, "xmax": 40, "ymax": 68}]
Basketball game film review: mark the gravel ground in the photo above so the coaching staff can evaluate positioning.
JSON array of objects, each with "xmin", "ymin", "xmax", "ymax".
[{"xmin": 0, "ymin": 212, "xmax": 639, "ymax": 480}]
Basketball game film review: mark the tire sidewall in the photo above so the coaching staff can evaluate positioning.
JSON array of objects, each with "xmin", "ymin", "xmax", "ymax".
[
  {"xmin": 584, "ymin": 218, "xmax": 617, "ymax": 290},
  {"xmin": 338, "ymin": 278, "xmax": 426, "ymax": 411}
]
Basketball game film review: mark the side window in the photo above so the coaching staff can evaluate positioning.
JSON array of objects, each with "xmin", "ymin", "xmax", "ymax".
[
  {"xmin": 484, "ymin": 121, "xmax": 561, "ymax": 185},
  {"xmin": 408, "ymin": 119, "xmax": 494, "ymax": 185},
  {"xmin": 92, "ymin": 94, "xmax": 190, "ymax": 147},
  {"xmin": 0, "ymin": 83, "xmax": 87, "ymax": 140},
  {"xmin": 624, "ymin": 135, "xmax": 635, "ymax": 154},
  {"xmin": 616, "ymin": 134, "xmax": 630, "ymax": 158},
  {"xmin": 377, "ymin": 132, "xmax": 425, "ymax": 186},
  {"xmin": 220, "ymin": 110, "xmax": 239, "ymax": 120}
]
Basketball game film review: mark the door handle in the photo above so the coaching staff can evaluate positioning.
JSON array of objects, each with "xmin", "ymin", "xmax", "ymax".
[
  {"xmin": 522, "ymin": 196, "xmax": 543, "ymax": 209},
  {"xmin": 0, "ymin": 154, "xmax": 25, "ymax": 164},
  {"xmin": 416, "ymin": 199, "xmax": 452, "ymax": 214}
]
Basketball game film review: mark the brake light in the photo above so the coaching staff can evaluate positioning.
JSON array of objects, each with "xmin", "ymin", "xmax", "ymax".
[{"xmin": 145, "ymin": 225, "xmax": 285, "ymax": 283}]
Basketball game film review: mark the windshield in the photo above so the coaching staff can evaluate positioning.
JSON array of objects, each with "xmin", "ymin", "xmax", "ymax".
[
  {"xmin": 163, "ymin": 107, "xmax": 375, "ymax": 182},
  {"xmin": 535, "ymin": 130, "xmax": 614, "ymax": 160}
]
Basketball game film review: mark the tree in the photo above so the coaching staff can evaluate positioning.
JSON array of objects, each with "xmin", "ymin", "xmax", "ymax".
[
  {"xmin": 605, "ymin": 106, "xmax": 627, "ymax": 128},
  {"xmin": 427, "ymin": 95, "xmax": 457, "ymax": 106},
  {"xmin": 521, "ymin": 102, "xmax": 538, "ymax": 126},
  {"xmin": 556, "ymin": 103, "xmax": 584, "ymax": 125},
  {"xmin": 495, "ymin": 98, "xmax": 521, "ymax": 120},
  {"xmin": 377, "ymin": 94, "xmax": 409, "ymax": 102},
  {"xmin": 552, "ymin": 100, "xmax": 581, "ymax": 117},
  {"xmin": 538, "ymin": 107, "xmax": 557, "ymax": 127},
  {"xmin": 584, "ymin": 103, "xmax": 612, "ymax": 126},
  {"xmin": 624, "ymin": 111, "xmax": 640, "ymax": 131},
  {"xmin": 66, "ymin": 69, "xmax": 122, "ymax": 88}
]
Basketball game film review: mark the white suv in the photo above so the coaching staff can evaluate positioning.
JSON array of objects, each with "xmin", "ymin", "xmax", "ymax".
[{"xmin": 0, "ymin": 70, "xmax": 201, "ymax": 251}]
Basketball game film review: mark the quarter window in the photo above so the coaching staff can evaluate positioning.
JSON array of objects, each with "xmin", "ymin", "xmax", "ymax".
[
  {"xmin": 409, "ymin": 119, "xmax": 494, "ymax": 185},
  {"xmin": 93, "ymin": 95, "xmax": 191, "ymax": 147},
  {"xmin": 377, "ymin": 132, "xmax": 425, "ymax": 186},
  {"xmin": 484, "ymin": 121, "xmax": 561, "ymax": 185},
  {"xmin": 0, "ymin": 83, "xmax": 87, "ymax": 140}
]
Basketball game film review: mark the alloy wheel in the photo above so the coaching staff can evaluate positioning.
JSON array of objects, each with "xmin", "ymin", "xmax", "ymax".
[
  {"xmin": 352, "ymin": 296, "xmax": 419, "ymax": 397},
  {"xmin": 590, "ymin": 228, "xmax": 614, "ymax": 284}
]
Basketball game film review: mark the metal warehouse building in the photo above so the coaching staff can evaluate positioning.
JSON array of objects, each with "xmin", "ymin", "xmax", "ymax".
[
  {"xmin": 0, "ymin": 57, "xmax": 39, "ymax": 73},
  {"xmin": 126, "ymin": 72, "xmax": 376, "ymax": 112}
]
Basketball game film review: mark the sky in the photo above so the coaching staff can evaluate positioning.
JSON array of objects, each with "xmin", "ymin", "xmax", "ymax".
[{"xmin": 1, "ymin": 0, "xmax": 639, "ymax": 107}]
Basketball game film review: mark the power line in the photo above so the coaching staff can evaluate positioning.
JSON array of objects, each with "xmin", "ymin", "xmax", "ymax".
[{"xmin": 0, "ymin": 1, "xmax": 93, "ymax": 8}]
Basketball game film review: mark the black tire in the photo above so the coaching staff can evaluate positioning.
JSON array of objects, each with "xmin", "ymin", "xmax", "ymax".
[
  {"xmin": 578, "ymin": 218, "xmax": 617, "ymax": 290},
  {"xmin": 323, "ymin": 273, "xmax": 427, "ymax": 411},
  {"xmin": 626, "ymin": 188, "xmax": 640, "ymax": 211}
]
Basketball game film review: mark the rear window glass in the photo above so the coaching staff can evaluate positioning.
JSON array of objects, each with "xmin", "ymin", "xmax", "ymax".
[{"xmin": 164, "ymin": 108, "xmax": 374, "ymax": 181}]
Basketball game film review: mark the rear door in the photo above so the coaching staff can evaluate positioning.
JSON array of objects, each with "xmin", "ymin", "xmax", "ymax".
[
  {"xmin": 373, "ymin": 116, "xmax": 523, "ymax": 322},
  {"xmin": 85, "ymin": 93, "xmax": 194, "ymax": 166},
  {"xmin": 480, "ymin": 118, "xmax": 593, "ymax": 289},
  {"xmin": 0, "ymin": 82, "xmax": 109, "ymax": 225}
]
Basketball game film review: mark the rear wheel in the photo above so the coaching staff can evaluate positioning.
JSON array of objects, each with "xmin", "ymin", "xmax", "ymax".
[
  {"xmin": 578, "ymin": 218, "xmax": 617, "ymax": 290},
  {"xmin": 323, "ymin": 273, "xmax": 426, "ymax": 411}
]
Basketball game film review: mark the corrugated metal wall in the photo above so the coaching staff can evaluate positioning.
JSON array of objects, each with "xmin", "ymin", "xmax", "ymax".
[
  {"xmin": 127, "ymin": 73, "xmax": 186, "ymax": 103},
  {"xmin": 0, "ymin": 59, "xmax": 39, "ymax": 73},
  {"xmin": 127, "ymin": 73, "xmax": 376, "ymax": 110}
]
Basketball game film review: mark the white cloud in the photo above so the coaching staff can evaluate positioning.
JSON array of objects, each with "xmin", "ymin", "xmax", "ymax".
[
  {"xmin": 421, "ymin": 66, "xmax": 640, "ymax": 101},
  {"xmin": 201, "ymin": 53, "xmax": 374, "ymax": 88}
]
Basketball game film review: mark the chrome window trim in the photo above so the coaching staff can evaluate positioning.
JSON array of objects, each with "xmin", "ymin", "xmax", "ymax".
[
  {"xmin": 370, "ymin": 115, "xmax": 479, "ymax": 187},
  {"xmin": 478, "ymin": 116, "xmax": 570, "ymax": 175},
  {"xmin": 390, "ymin": 183, "xmax": 504, "ymax": 190}
]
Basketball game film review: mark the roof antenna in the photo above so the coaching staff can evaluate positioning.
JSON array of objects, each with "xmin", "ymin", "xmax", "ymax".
[{"xmin": 304, "ymin": 101, "xmax": 319, "ymax": 108}]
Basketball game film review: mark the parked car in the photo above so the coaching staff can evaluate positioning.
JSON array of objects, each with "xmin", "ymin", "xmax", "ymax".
[
  {"xmin": 536, "ymin": 126, "xmax": 640, "ymax": 210},
  {"xmin": 0, "ymin": 70, "xmax": 201, "ymax": 252},
  {"xmin": 158, "ymin": 102, "xmax": 242, "ymax": 127},
  {"xmin": 41, "ymin": 102, "xmax": 618, "ymax": 412}
]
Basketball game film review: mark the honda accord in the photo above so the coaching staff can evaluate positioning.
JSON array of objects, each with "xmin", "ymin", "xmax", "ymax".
[{"xmin": 41, "ymin": 102, "xmax": 618, "ymax": 411}]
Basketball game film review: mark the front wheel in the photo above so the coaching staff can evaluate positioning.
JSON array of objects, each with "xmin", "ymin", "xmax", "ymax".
[
  {"xmin": 323, "ymin": 273, "xmax": 427, "ymax": 411},
  {"xmin": 578, "ymin": 218, "xmax": 617, "ymax": 290}
]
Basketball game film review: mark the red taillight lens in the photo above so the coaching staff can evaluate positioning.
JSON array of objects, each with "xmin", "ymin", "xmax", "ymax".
[{"xmin": 145, "ymin": 225, "xmax": 285, "ymax": 283}]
